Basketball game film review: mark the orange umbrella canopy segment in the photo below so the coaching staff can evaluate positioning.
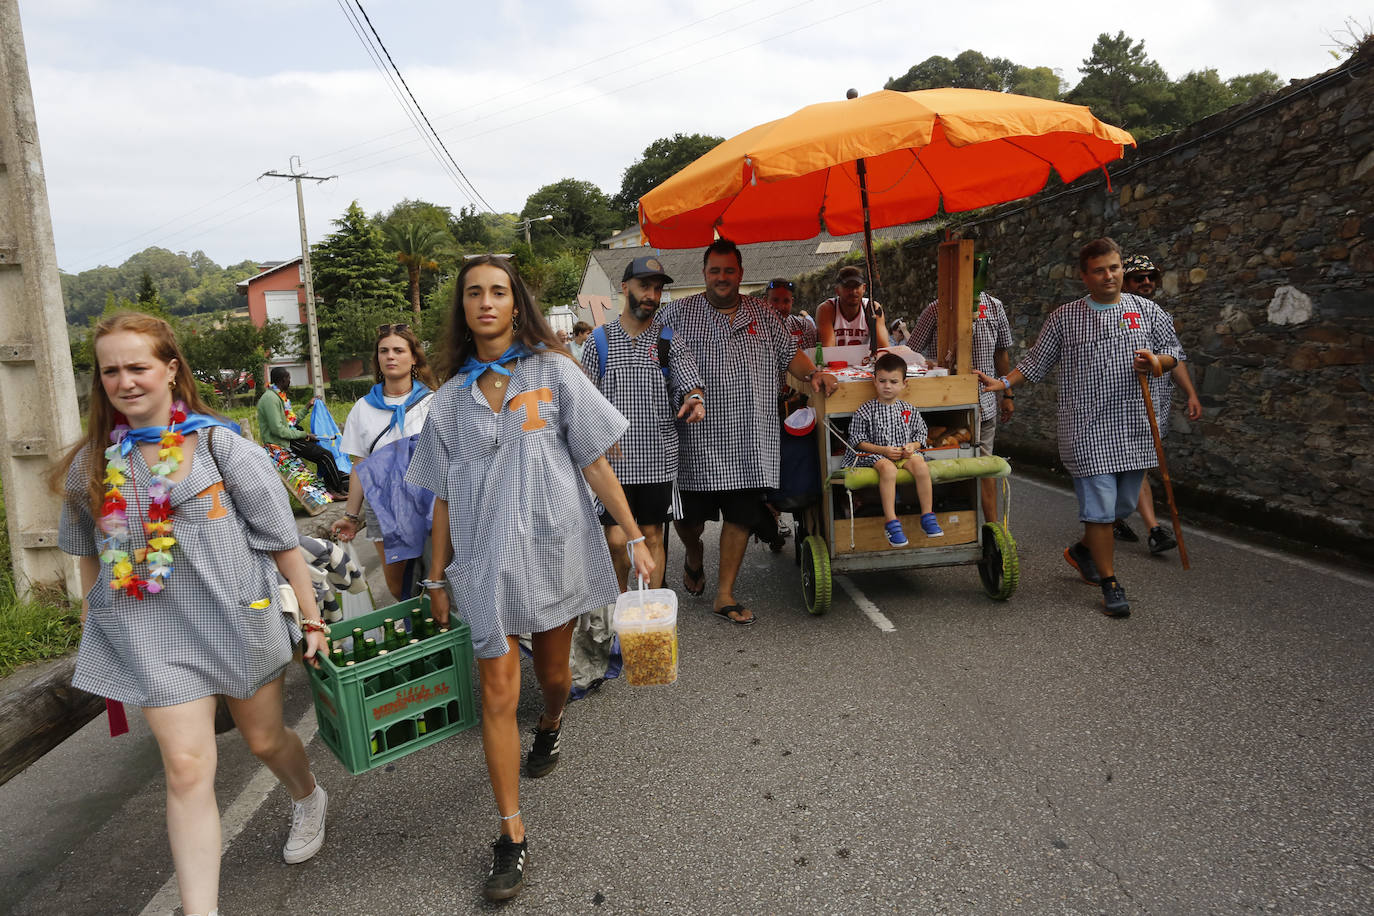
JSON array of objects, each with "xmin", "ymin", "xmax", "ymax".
[{"xmin": 639, "ymin": 88, "xmax": 1135, "ymax": 248}]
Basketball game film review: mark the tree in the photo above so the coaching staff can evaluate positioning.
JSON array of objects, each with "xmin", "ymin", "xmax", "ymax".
[
  {"xmin": 1226, "ymin": 71, "xmax": 1283, "ymax": 103},
  {"xmin": 1067, "ymin": 31, "xmax": 1174, "ymax": 138},
  {"xmin": 136, "ymin": 271, "xmax": 159, "ymax": 307},
  {"xmin": 611, "ymin": 133, "xmax": 724, "ymax": 219},
  {"xmin": 885, "ymin": 50, "xmax": 1061, "ymax": 98},
  {"xmin": 311, "ymin": 201, "xmax": 408, "ymax": 312},
  {"xmin": 381, "ymin": 203, "xmax": 454, "ymax": 316},
  {"xmin": 309, "ymin": 201, "xmax": 408, "ymax": 378},
  {"xmin": 521, "ymin": 179, "xmax": 618, "ymax": 253},
  {"xmin": 1169, "ymin": 68, "xmax": 1237, "ymax": 125},
  {"xmin": 178, "ymin": 314, "xmax": 286, "ymax": 393},
  {"xmin": 1010, "ymin": 66, "xmax": 1064, "ymax": 100}
]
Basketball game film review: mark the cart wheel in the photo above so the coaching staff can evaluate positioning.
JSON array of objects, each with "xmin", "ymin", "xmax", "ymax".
[
  {"xmin": 978, "ymin": 522, "xmax": 1019, "ymax": 600},
  {"xmin": 800, "ymin": 535, "xmax": 831, "ymax": 615}
]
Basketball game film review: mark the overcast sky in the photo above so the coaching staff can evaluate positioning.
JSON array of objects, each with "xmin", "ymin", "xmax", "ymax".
[{"xmin": 16, "ymin": 0, "xmax": 1361, "ymax": 272}]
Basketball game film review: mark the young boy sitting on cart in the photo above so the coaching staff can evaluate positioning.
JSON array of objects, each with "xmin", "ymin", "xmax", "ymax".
[{"xmin": 846, "ymin": 352, "xmax": 943, "ymax": 547}]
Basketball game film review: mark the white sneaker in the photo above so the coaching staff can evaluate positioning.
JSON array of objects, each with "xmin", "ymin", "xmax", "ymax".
[{"xmin": 283, "ymin": 782, "xmax": 327, "ymax": 864}]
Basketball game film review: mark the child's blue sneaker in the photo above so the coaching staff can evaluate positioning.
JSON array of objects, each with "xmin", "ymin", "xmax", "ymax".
[
  {"xmin": 884, "ymin": 519, "xmax": 908, "ymax": 547},
  {"xmin": 920, "ymin": 512, "xmax": 944, "ymax": 538}
]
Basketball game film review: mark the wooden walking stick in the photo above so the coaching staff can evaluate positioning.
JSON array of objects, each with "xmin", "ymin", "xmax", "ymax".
[{"xmin": 1137, "ymin": 352, "xmax": 1190, "ymax": 569}]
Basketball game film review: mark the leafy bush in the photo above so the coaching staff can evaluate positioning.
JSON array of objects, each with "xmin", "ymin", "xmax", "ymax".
[
  {"xmin": 329, "ymin": 378, "xmax": 374, "ymax": 403},
  {"xmin": 196, "ymin": 380, "xmax": 221, "ymax": 410}
]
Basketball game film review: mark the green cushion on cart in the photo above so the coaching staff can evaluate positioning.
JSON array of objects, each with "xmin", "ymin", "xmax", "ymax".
[{"xmin": 834, "ymin": 455, "xmax": 1011, "ymax": 490}]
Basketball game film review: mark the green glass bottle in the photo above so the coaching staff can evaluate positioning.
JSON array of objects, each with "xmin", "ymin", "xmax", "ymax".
[
  {"xmin": 382, "ymin": 618, "xmax": 397, "ymax": 652},
  {"xmin": 330, "ymin": 646, "xmax": 346, "ymax": 668},
  {"xmin": 362, "ymin": 637, "xmax": 378, "ymax": 660},
  {"xmin": 351, "ymin": 627, "xmax": 365, "ymax": 659}
]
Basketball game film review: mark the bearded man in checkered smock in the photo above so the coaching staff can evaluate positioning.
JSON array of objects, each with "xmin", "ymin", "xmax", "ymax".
[
  {"xmin": 977, "ymin": 238, "xmax": 1184, "ymax": 620},
  {"xmin": 654, "ymin": 238, "xmax": 835, "ymax": 627}
]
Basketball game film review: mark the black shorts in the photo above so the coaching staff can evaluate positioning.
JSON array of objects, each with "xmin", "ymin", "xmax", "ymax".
[
  {"xmin": 599, "ymin": 481, "xmax": 674, "ymax": 527},
  {"xmin": 678, "ymin": 488, "xmax": 767, "ymax": 528}
]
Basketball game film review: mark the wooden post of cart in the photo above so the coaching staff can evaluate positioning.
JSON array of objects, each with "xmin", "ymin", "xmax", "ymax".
[{"xmin": 936, "ymin": 239, "xmax": 974, "ymax": 375}]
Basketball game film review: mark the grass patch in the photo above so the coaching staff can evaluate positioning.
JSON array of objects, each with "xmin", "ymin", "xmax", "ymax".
[
  {"xmin": 0, "ymin": 477, "xmax": 82, "ymax": 678},
  {"xmin": 0, "ymin": 587, "xmax": 82, "ymax": 678}
]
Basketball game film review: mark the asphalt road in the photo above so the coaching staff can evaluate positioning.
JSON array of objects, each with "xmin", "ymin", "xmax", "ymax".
[{"xmin": 2, "ymin": 473, "xmax": 1371, "ymax": 915}]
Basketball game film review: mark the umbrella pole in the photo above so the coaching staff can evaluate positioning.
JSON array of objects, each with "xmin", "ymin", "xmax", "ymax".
[
  {"xmin": 855, "ymin": 156, "xmax": 879, "ymax": 354},
  {"xmin": 1137, "ymin": 356, "xmax": 1190, "ymax": 570}
]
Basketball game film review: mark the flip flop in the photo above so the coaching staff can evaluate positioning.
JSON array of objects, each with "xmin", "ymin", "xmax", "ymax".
[
  {"xmin": 714, "ymin": 604, "xmax": 755, "ymax": 626},
  {"xmin": 683, "ymin": 562, "xmax": 706, "ymax": 597}
]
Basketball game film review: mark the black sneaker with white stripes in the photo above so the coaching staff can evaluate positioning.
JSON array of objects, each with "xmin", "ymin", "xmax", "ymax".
[
  {"xmin": 483, "ymin": 834, "xmax": 528, "ymax": 901},
  {"xmin": 526, "ymin": 722, "xmax": 561, "ymax": 778}
]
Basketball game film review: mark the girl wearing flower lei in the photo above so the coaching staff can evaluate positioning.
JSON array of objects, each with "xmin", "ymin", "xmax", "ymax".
[{"xmin": 54, "ymin": 312, "xmax": 332, "ymax": 916}]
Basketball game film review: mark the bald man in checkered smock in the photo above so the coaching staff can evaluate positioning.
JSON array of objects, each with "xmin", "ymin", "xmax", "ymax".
[
  {"xmin": 406, "ymin": 351, "xmax": 628, "ymax": 659},
  {"xmin": 58, "ymin": 431, "xmax": 301, "ymax": 705}
]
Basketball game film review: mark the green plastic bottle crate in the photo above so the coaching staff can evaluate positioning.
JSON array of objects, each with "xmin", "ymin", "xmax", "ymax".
[{"xmin": 307, "ymin": 596, "xmax": 477, "ymax": 774}]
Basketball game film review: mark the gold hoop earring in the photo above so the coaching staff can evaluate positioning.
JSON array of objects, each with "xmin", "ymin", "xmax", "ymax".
[{"xmin": 512, "ymin": 311, "xmax": 521, "ymax": 332}]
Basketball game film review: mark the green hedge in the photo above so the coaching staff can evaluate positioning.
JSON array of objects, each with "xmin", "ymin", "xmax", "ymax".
[{"xmin": 328, "ymin": 378, "xmax": 374, "ymax": 403}]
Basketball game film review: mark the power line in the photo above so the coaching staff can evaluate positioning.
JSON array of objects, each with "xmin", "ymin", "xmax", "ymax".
[
  {"xmin": 319, "ymin": 0, "xmax": 825, "ymax": 182},
  {"xmin": 66, "ymin": 178, "xmax": 269, "ymax": 270},
  {"xmin": 350, "ymin": 0, "xmax": 495, "ymax": 213},
  {"xmin": 331, "ymin": 0, "xmax": 886, "ymax": 184},
  {"xmin": 306, "ymin": 0, "xmax": 773, "ymax": 171},
  {"xmin": 333, "ymin": 0, "xmax": 483, "ymax": 211},
  {"xmin": 335, "ymin": 0, "xmax": 494, "ymax": 212}
]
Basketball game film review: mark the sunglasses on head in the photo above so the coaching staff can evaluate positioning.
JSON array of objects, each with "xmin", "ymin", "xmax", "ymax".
[
  {"xmin": 377, "ymin": 323, "xmax": 410, "ymax": 336},
  {"xmin": 767, "ymin": 280, "xmax": 795, "ymax": 291}
]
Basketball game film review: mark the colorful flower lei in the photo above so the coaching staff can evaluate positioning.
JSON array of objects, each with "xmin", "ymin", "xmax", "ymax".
[
  {"xmin": 271, "ymin": 385, "xmax": 299, "ymax": 426},
  {"xmin": 99, "ymin": 402, "xmax": 186, "ymax": 599}
]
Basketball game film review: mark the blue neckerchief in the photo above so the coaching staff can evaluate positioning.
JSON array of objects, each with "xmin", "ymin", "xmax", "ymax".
[
  {"xmin": 455, "ymin": 343, "xmax": 535, "ymax": 389},
  {"xmin": 363, "ymin": 380, "xmax": 431, "ymax": 431},
  {"xmin": 119, "ymin": 413, "xmax": 229, "ymax": 455}
]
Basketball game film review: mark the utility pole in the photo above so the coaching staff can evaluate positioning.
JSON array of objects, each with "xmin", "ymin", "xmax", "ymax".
[
  {"xmin": 517, "ymin": 213, "xmax": 553, "ymax": 246},
  {"xmin": 261, "ymin": 158, "xmax": 334, "ymax": 401},
  {"xmin": 0, "ymin": 0, "xmax": 81, "ymax": 597}
]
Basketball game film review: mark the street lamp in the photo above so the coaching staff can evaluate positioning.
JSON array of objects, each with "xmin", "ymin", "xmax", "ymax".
[{"xmin": 516, "ymin": 213, "xmax": 554, "ymax": 245}]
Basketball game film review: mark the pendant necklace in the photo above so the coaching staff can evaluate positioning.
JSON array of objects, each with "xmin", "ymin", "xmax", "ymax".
[{"xmin": 493, "ymin": 379, "xmax": 504, "ymax": 388}]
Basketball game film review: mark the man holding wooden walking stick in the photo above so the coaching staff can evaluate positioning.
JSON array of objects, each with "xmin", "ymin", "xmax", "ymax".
[{"xmin": 977, "ymin": 238, "xmax": 1184, "ymax": 618}]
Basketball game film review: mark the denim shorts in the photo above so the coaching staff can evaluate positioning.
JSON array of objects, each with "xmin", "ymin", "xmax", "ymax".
[{"xmin": 1072, "ymin": 470, "xmax": 1147, "ymax": 524}]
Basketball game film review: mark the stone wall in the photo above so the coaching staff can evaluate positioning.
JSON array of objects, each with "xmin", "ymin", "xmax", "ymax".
[{"xmin": 796, "ymin": 45, "xmax": 1374, "ymax": 557}]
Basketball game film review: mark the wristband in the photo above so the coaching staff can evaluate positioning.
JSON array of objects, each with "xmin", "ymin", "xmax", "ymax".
[
  {"xmin": 687, "ymin": 393, "xmax": 704, "ymax": 403},
  {"xmin": 420, "ymin": 578, "xmax": 445, "ymax": 591},
  {"xmin": 301, "ymin": 619, "xmax": 331, "ymax": 635},
  {"xmin": 998, "ymin": 375, "xmax": 1011, "ymax": 392},
  {"xmin": 343, "ymin": 511, "xmax": 362, "ymax": 523}
]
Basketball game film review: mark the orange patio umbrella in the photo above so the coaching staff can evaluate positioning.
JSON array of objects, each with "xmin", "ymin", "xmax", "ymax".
[{"xmin": 639, "ymin": 87, "xmax": 1136, "ymax": 250}]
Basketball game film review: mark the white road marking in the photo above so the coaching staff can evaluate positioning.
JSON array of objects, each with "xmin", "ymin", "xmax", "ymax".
[
  {"xmin": 836, "ymin": 574, "xmax": 896, "ymax": 633},
  {"xmin": 139, "ymin": 707, "xmax": 320, "ymax": 916},
  {"xmin": 1015, "ymin": 475, "xmax": 1374, "ymax": 587}
]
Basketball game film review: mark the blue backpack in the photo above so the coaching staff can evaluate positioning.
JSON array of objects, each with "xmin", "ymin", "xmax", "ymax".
[{"xmin": 591, "ymin": 323, "xmax": 674, "ymax": 382}]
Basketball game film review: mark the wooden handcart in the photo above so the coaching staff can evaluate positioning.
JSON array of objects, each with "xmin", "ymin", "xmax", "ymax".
[{"xmin": 790, "ymin": 240, "xmax": 1019, "ymax": 613}]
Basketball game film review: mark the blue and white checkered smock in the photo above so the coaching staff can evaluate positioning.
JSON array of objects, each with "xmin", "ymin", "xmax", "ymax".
[
  {"xmin": 1144, "ymin": 303, "xmax": 1188, "ymax": 438},
  {"xmin": 578, "ymin": 319, "xmax": 703, "ymax": 485},
  {"xmin": 655, "ymin": 294, "xmax": 798, "ymax": 491},
  {"xmin": 406, "ymin": 351, "xmax": 628, "ymax": 659},
  {"xmin": 910, "ymin": 292, "xmax": 1013, "ymax": 420},
  {"xmin": 1014, "ymin": 293, "xmax": 1184, "ymax": 478},
  {"xmin": 844, "ymin": 398, "xmax": 929, "ymax": 468},
  {"xmin": 58, "ymin": 429, "xmax": 300, "ymax": 707}
]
